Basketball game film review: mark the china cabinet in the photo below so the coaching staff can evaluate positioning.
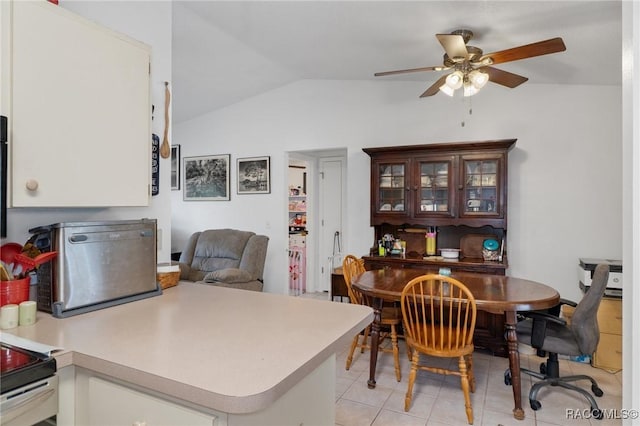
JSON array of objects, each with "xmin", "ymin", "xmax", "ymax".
[
  {"xmin": 362, "ymin": 139, "xmax": 516, "ymax": 356},
  {"xmin": 363, "ymin": 139, "xmax": 515, "ymax": 229}
]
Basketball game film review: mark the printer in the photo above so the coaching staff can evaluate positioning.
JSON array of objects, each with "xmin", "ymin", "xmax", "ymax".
[{"xmin": 578, "ymin": 258, "xmax": 623, "ymax": 298}]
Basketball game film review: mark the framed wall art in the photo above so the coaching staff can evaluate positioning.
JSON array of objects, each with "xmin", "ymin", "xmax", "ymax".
[
  {"xmin": 170, "ymin": 144, "xmax": 180, "ymax": 190},
  {"xmin": 237, "ymin": 156, "xmax": 270, "ymax": 194},
  {"xmin": 183, "ymin": 154, "xmax": 230, "ymax": 201}
]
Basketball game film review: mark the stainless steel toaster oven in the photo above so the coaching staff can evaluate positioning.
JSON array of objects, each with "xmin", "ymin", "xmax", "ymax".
[{"xmin": 29, "ymin": 219, "xmax": 161, "ymax": 318}]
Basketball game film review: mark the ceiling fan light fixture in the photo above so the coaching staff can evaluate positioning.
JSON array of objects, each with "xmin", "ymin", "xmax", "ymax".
[
  {"xmin": 469, "ymin": 69, "xmax": 489, "ymax": 89},
  {"xmin": 438, "ymin": 83, "xmax": 455, "ymax": 96},
  {"xmin": 445, "ymin": 71, "xmax": 463, "ymax": 89},
  {"xmin": 463, "ymin": 81, "xmax": 480, "ymax": 97}
]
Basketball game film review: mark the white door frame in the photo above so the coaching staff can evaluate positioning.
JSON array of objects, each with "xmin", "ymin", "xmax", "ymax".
[
  {"xmin": 317, "ymin": 156, "xmax": 346, "ymax": 293},
  {"xmin": 287, "ymin": 149, "xmax": 346, "ymax": 295}
]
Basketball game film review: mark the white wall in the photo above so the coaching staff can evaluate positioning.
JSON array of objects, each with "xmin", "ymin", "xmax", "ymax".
[
  {"xmin": 1, "ymin": 1, "xmax": 174, "ymax": 262},
  {"xmin": 173, "ymin": 80, "xmax": 622, "ymax": 301}
]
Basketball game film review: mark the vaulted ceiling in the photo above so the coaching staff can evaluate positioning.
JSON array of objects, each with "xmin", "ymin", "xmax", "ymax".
[{"xmin": 172, "ymin": 1, "xmax": 622, "ymax": 124}]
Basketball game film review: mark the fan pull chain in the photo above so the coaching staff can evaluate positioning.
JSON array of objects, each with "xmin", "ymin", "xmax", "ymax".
[
  {"xmin": 461, "ymin": 95, "xmax": 473, "ymax": 127},
  {"xmin": 458, "ymin": 94, "xmax": 468, "ymax": 127}
]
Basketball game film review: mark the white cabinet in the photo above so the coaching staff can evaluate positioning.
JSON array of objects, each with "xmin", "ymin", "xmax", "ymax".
[
  {"xmin": 69, "ymin": 356, "xmax": 337, "ymax": 426},
  {"xmin": 88, "ymin": 377, "xmax": 217, "ymax": 426},
  {"xmin": 1, "ymin": 0, "xmax": 151, "ymax": 207}
]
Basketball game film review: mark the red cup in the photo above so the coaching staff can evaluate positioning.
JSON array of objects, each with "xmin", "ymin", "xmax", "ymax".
[{"xmin": 0, "ymin": 277, "xmax": 30, "ymax": 307}]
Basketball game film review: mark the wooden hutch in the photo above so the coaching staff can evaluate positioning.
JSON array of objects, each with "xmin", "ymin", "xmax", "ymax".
[{"xmin": 362, "ymin": 139, "xmax": 516, "ymax": 356}]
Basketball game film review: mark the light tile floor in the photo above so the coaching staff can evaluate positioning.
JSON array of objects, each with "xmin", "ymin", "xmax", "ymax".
[{"xmin": 301, "ymin": 292, "xmax": 624, "ymax": 426}]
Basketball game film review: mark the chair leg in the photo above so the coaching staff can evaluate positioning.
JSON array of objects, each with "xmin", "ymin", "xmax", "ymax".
[
  {"xmin": 360, "ymin": 326, "xmax": 369, "ymax": 353},
  {"xmin": 345, "ymin": 333, "xmax": 361, "ymax": 370},
  {"xmin": 555, "ymin": 380, "xmax": 602, "ymax": 411},
  {"xmin": 556, "ymin": 373, "xmax": 602, "ymax": 391},
  {"xmin": 404, "ymin": 350, "xmax": 419, "ymax": 412},
  {"xmin": 458, "ymin": 356, "xmax": 474, "ymax": 425},
  {"xmin": 465, "ymin": 354, "xmax": 476, "ymax": 393},
  {"xmin": 529, "ymin": 374, "xmax": 603, "ymax": 411},
  {"xmin": 391, "ymin": 324, "xmax": 401, "ymax": 382},
  {"xmin": 519, "ymin": 366, "xmax": 545, "ymax": 380}
]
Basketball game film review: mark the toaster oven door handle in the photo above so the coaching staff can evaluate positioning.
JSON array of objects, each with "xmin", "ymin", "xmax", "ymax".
[{"xmin": 0, "ymin": 386, "xmax": 55, "ymax": 424}]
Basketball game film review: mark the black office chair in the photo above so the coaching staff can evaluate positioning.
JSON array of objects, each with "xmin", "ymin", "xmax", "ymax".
[{"xmin": 505, "ymin": 263, "xmax": 609, "ymax": 419}]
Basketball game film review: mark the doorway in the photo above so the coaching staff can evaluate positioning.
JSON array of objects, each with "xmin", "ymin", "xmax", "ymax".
[
  {"xmin": 318, "ymin": 157, "xmax": 344, "ymax": 292},
  {"xmin": 288, "ymin": 162, "xmax": 307, "ymax": 295},
  {"xmin": 288, "ymin": 149, "xmax": 346, "ymax": 295}
]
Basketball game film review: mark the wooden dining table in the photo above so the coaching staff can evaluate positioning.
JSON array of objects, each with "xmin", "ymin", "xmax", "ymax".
[{"xmin": 351, "ymin": 267, "xmax": 560, "ymax": 421}]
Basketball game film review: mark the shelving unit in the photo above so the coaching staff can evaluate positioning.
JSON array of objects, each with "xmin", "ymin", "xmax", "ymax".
[
  {"xmin": 288, "ymin": 194, "xmax": 307, "ymax": 232},
  {"xmin": 288, "ymin": 185, "xmax": 307, "ymax": 295}
]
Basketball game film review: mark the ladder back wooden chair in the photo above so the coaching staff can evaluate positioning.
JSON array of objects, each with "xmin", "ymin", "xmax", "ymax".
[
  {"xmin": 401, "ymin": 274, "xmax": 477, "ymax": 424},
  {"xmin": 342, "ymin": 254, "xmax": 402, "ymax": 382}
]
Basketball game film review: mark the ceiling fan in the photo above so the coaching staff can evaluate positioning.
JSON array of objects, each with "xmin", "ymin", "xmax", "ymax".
[{"xmin": 374, "ymin": 29, "xmax": 566, "ymax": 98}]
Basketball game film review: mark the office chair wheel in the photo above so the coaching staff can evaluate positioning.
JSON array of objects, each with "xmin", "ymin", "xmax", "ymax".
[
  {"xmin": 539, "ymin": 362, "xmax": 547, "ymax": 375},
  {"xmin": 592, "ymin": 384, "xmax": 604, "ymax": 397},
  {"xmin": 591, "ymin": 408, "xmax": 603, "ymax": 420},
  {"xmin": 504, "ymin": 370, "xmax": 512, "ymax": 386},
  {"xmin": 530, "ymin": 399, "xmax": 542, "ymax": 411}
]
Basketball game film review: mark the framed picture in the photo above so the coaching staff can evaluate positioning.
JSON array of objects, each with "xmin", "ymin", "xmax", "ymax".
[
  {"xmin": 183, "ymin": 154, "xmax": 230, "ymax": 201},
  {"xmin": 237, "ymin": 156, "xmax": 270, "ymax": 194},
  {"xmin": 170, "ymin": 145, "xmax": 180, "ymax": 190}
]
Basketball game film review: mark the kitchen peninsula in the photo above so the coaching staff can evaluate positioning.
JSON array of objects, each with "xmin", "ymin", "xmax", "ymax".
[{"xmin": 5, "ymin": 283, "xmax": 373, "ymax": 425}]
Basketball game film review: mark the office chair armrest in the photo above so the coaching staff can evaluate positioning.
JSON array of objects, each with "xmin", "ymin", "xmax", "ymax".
[
  {"xmin": 521, "ymin": 311, "xmax": 567, "ymax": 325},
  {"xmin": 521, "ymin": 311, "xmax": 567, "ymax": 349},
  {"xmin": 558, "ymin": 298, "xmax": 577, "ymax": 308}
]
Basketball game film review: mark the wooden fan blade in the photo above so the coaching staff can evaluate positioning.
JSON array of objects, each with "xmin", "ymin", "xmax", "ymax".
[
  {"xmin": 484, "ymin": 67, "xmax": 529, "ymax": 88},
  {"xmin": 420, "ymin": 75, "xmax": 448, "ymax": 97},
  {"xmin": 374, "ymin": 65, "xmax": 442, "ymax": 77},
  {"xmin": 481, "ymin": 37, "xmax": 566, "ymax": 66},
  {"xmin": 436, "ymin": 34, "xmax": 469, "ymax": 61}
]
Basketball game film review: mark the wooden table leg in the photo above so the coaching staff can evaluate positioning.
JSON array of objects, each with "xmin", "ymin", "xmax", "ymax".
[
  {"xmin": 505, "ymin": 310, "xmax": 525, "ymax": 420},
  {"xmin": 367, "ymin": 297, "xmax": 384, "ymax": 389}
]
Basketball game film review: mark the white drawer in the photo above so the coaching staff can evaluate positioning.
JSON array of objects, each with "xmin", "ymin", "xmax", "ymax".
[{"xmin": 88, "ymin": 377, "xmax": 216, "ymax": 426}]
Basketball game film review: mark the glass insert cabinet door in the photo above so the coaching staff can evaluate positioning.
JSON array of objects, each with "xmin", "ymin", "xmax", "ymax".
[
  {"xmin": 462, "ymin": 157, "xmax": 500, "ymax": 215},
  {"xmin": 416, "ymin": 159, "xmax": 453, "ymax": 216},
  {"xmin": 375, "ymin": 161, "xmax": 408, "ymax": 213}
]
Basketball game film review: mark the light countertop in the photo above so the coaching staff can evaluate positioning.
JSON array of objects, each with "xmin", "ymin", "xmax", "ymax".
[{"xmin": 5, "ymin": 283, "xmax": 373, "ymax": 414}]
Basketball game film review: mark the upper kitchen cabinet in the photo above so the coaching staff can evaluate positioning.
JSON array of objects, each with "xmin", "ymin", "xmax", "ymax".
[
  {"xmin": 1, "ymin": 1, "xmax": 151, "ymax": 207},
  {"xmin": 363, "ymin": 140, "xmax": 516, "ymax": 228}
]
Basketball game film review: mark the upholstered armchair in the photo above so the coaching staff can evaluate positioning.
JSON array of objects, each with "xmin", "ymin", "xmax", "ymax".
[{"xmin": 178, "ymin": 229, "xmax": 269, "ymax": 292}]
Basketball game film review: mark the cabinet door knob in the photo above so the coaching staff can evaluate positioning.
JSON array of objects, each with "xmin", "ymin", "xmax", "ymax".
[
  {"xmin": 25, "ymin": 179, "xmax": 39, "ymax": 191},
  {"xmin": 458, "ymin": 185, "xmax": 463, "ymax": 190}
]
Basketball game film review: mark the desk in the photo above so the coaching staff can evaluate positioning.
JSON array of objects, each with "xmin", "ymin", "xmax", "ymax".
[
  {"xmin": 352, "ymin": 268, "xmax": 560, "ymax": 420},
  {"xmin": 331, "ymin": 267, "xmax": 350, "ymax": 302}
]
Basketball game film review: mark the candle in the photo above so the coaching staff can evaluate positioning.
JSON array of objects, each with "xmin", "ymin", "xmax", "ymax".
[
  {"xmin": 0, "ymin": 304, "xmax": 19, "ymax": 329},
  {"xmin": 19, "ymin": 301, "xmax": 37, "ymax": 326}
]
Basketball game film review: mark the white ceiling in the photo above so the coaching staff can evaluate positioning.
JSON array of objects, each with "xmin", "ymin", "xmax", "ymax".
[{"xmin": 172, "ymin": 1, "xmax": 622, "ymax": 124}]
